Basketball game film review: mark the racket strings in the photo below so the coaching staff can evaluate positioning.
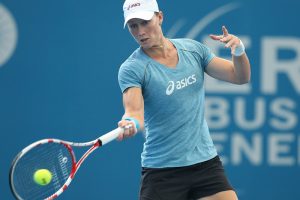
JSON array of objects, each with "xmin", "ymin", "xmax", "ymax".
[{"xmin": 11, "ymin": 142, "xmax": 74, "ymax": 200}]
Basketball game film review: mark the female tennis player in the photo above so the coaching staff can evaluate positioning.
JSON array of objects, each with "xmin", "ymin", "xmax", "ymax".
[{"xmin": 117, "ymin": 0, "xmax": 251, "ymax": 199}]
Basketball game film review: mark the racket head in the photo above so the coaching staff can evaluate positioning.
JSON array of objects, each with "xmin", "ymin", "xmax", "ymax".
[{"xmin": 9, "ymin": 139, "xmax": 76, "ymax": 200}]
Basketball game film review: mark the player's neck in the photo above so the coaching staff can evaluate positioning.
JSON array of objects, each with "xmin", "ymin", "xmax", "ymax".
[
  {"xmin": 143, "ymin": 37, "xmax": 174, "ymax": 59},
  {"xmin": 143, "ymin": 37, "xmax": 179, "ymax": 68}
]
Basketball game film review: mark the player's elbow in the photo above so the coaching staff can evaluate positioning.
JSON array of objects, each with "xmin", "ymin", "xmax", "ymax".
[
  {"xmin": 235, "ymin": 74, "xmax": 251, "ymax": 85},
  {"xmin": 237, "ymin": 69, "xmax": 251, "ymax": 84}
]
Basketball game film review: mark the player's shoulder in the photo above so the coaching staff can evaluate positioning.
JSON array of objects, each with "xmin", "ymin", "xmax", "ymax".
[
  {"xmin": 120, "ymin": 48, "xmax": 147, "ymax": 70},
  {"xmin": 171, "ymin": 38, "xmax": 208, "ymax": 52},
  {"xmin": 119, "ymin": 48, "xmax": 149, "ymax": 78}
]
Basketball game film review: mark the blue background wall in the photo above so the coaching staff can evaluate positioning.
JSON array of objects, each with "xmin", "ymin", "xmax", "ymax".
[{"xmin": 1, "ymin": 0, "xmax": 299, "ymax": 199}]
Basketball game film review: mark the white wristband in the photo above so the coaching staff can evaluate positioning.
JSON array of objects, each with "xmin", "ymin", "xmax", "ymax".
[{"xmin": 233, "ymin": 39, "xmax": 245, "ymax": 56}]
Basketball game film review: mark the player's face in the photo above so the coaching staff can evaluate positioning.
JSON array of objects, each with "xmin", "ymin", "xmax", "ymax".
[{"xmin": 127, "ymin": 13, "xmax": 163, "ymax": 49}]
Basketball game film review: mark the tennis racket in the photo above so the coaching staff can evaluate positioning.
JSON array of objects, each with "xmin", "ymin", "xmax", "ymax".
[{"xmin": 9, "ymin": 125, "xmax": 135, "ymax": 200}]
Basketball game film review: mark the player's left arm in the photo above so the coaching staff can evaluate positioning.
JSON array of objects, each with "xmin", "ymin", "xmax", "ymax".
[{"xmin": 206, "ymin": 26, "xmax": 251, "ymax": 84}]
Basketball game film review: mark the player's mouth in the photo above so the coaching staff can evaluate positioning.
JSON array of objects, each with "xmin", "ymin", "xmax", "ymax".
[{"xmin": 140, "ymin": 38, "xmax": 149, "ymax": 43}]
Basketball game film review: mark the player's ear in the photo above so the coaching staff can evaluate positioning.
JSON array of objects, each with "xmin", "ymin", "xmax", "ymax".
[{"xmin": 157, "ymin": 11, "xmax": 163, "ymax": 25}]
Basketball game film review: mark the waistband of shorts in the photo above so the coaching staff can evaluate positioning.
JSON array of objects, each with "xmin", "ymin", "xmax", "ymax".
[{"xmin": 142, "ymin": 155, "xmax": 220, "ymax": 171}]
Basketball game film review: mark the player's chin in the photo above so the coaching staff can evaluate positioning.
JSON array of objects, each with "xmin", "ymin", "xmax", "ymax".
[
  {"xmin": 140, "ymin": 43, "xmax": 150, "ymax": 49},
  {"xmin": 139, "ymin": 41, "xmax": 152, "ymax": 49}
]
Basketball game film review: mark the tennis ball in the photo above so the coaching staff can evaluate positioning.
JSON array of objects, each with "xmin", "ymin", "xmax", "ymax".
[{"xmin": 33, "ymin": 169, "xmax": 52, "ymax": 186}]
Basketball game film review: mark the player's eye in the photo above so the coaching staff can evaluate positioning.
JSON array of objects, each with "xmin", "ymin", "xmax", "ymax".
[
  {"xmin": 141, "ymin": 20, "xmax": 149, "ymax": 26},
  {"xmin": 129, "ymin": 24, "xmax": 138, "ymax": 29}
]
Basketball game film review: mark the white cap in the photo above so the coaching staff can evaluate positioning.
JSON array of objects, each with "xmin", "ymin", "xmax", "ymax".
[{"xmin": 123, "ymin": 0, "xmax": 159, "ymax": 28}]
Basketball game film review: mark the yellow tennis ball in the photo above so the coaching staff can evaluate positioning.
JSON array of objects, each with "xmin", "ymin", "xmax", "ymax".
[{"xmin": 33, "ymin": 169, "xmax": 52, "ymax": 186}]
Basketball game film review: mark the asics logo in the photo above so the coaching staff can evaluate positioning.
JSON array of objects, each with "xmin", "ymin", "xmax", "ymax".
[
  {"xmin": 166, "ymin": 81, "xmax": 175, "ymax": 95},
  {"xmin": 166, "ymin": 74, "xmax": 197, "ymax": 95}
]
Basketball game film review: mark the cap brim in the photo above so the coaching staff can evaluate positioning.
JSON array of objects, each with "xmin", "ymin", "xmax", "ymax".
[{"xmin": 124, "ymin": 11, "xmax": 154, "ymax": 28}]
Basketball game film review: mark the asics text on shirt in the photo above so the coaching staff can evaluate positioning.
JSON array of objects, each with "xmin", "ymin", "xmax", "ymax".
[{"xmin": 166, "ymin": 74, "xmax": 197, "ymax": 95}]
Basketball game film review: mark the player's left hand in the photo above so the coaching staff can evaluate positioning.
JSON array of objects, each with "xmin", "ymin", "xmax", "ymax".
[{"xmin": 210, "ymin": 26, "xmax": 241, "ymax": 55}]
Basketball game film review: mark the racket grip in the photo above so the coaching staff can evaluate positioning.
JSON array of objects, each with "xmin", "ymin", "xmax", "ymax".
[
  {"xmin": 99, "ymin": 121, "xmax": 140, "ymax": 145},
  {"xmin": 99, "ymin": 127, "xmax": 124, "ymax": 145}
]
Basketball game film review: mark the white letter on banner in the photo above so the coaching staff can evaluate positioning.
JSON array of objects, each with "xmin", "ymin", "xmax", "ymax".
[
  {"xmin": 232, "ymin": 133, "xmax": 262, "ymax": 165},
  {"xmin": 235, "ymin": 97, "xmax": 265, "ymax": 130},
  {"xmin": 205, "ymin": 97, "xmax": 229, "ymax": 129},
  {"xmin": 268, "ymin": 134, "xmax": 295, "ymax": 166},
  {"xmin": 262, "ymin": 37, "xmax": 300, "ymax": 94},
  {"xmin": 270, "ymin": 98, "xmax": 297, "ymax": 130}
]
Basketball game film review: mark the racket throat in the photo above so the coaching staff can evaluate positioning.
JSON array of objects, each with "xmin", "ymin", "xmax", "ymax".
[{"xmin": 97, "ymin": 139, "xmax": 103, "ymax": 147}]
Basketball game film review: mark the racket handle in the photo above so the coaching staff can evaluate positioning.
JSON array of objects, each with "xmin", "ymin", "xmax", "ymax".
[
  {"xmin": 99, "ymin": 122, "xmax": 138, "ymax": 145},
  {"xmin": 99, "ymin": 127, "xmax": 124, "ymax": 145}
]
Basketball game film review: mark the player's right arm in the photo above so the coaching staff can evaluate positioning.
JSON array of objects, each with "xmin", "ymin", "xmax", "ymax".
[
  {"xmin": 207, "ymin": 26, "xmax": 251, "ymax": 84},
  {"xmin": 118, "ymin": 87, "xmax": 144, "ymax": 141}
]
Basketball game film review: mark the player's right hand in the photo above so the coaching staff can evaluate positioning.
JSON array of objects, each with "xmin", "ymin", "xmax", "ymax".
[{"xmin": 117, "ymin": 119, "xmax": 138, "ymax": 141}]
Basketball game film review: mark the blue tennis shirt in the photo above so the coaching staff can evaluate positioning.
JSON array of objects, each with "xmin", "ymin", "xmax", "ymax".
[{"xmin": 118, "ymin": 38, "xmax": 218, "ymax": 168}]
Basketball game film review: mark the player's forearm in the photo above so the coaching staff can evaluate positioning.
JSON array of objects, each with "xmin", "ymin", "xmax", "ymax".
[
  {"xmin": 232, "ymin": 53, "xmax": 251, "ymax": 84},
  {"xmin": 122, "ymin": 87, "xmax": 145, "ymax": 131}
]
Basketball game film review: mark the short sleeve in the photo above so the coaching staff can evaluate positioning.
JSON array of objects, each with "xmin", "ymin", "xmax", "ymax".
[
  {"xmin": 118, "ymin": 61, "xmax": 144, "ymax": 93},
  {"xmin": 193, "ymin": 40, "xmax": 215, "ymax": 68}
]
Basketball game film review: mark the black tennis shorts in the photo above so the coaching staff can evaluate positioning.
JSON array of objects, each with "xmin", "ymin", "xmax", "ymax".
[{"xmin": 139, "ymin": 156, "xmax": 234, "ymax": 200}]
